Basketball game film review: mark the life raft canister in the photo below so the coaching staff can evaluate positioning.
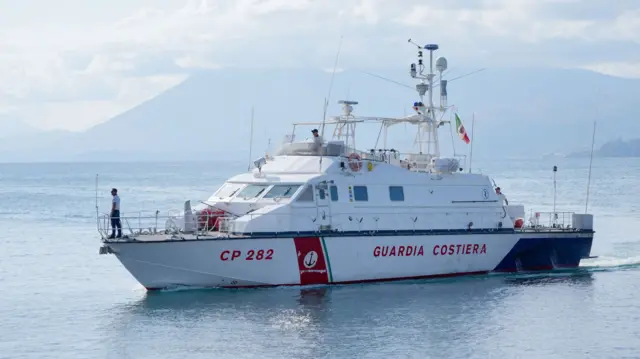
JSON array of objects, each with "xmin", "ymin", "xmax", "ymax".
[
  {"xmin": 348, "ymin": 153, "xmax": 362, "ymax": 172},
  {"xmin": 514, "ymin": 218, "xmax": 524, "ymax": 229},
  {"xmin": 198, "ymin": 208, "xmax": 225, "ymax": 230}
]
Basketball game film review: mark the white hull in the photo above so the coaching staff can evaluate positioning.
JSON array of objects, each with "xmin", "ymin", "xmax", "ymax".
[{"xmin": 105, "ymin": 231, "xmax": 594, "ymax": 290}]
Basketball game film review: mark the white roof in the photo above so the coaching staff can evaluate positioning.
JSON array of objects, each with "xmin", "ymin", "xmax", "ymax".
[{"xmin": 227, "ymin": 155, "xmax": 338, "ymax": 184}]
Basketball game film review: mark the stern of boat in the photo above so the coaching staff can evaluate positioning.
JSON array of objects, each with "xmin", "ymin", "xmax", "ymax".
[{"xmin": 493, "ymin": 211, "xmax": 595, "ymax": 272}]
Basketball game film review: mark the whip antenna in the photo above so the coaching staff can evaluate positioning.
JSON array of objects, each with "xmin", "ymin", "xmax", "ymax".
[
  {"xmin": 319, "ymin": 35, "xmax": 344, "ymax": 172},
  {"xmin": 585, "ymin": 121, "xmax": 597, "ymax": 213}
]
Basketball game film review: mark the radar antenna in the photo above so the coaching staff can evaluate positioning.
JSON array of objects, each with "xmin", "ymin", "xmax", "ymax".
[{"xmin": 332, "ymin": 100, "xmax": 359, "ymax": 151}]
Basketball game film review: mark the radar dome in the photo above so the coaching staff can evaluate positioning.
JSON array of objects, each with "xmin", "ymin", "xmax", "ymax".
[{"xmin": 436, "ymin": 57, "xmax": 448, "ymax": 72}]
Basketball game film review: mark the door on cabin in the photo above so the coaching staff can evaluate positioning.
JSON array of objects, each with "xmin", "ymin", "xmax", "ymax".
[{"xmin": 315, "ymin": 182, "xmax": 332, "ymax": 230}]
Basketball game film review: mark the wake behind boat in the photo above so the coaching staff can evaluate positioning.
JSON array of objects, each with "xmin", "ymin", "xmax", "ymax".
[{"xmin": 97, "ymin": 40, "xmax": 595, "ymax": 291}]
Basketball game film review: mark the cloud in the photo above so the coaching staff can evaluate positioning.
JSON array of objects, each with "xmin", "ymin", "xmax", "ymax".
[
  {"xmin": 1, "ymin": 0, "xmax": 640, "ymax": 131},
  {"xmin": 582, "ymin": 62, "xmax": 640, "ymax": 79},
  {"xmin": 90, "ymin": 0, "xmax": 640, "ymax": 70},
  {"xmin": 175, "ymin": 55, "xmax": 223, "ymax": 70}
]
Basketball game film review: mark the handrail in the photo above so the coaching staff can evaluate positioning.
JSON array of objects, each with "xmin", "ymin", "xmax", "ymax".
[
  {"xmin": 525, "ymin": 210, "xmax": 575, "ymax": 230},
  {"xmin": 97, "ymin": 207, "xmax": 582, "ymax": 240}
]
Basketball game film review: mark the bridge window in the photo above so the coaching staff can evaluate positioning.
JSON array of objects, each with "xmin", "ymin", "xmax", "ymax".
[
  {"xmin": 389, "ymin": 186, "xmax": 404, "ymax": 201},
  {"xmin": 353, "ymin": 186, "xmax": 368, "ymax": 201},
  {"xmin": 263, "ymin": 184, "xmax": 301, "ymax": 199},
  {"xmin": 296, "ymin": 185, "xmax": 314, "ymax": 202},
  {"xmin": 237, "ymin": 184, "xmax": 269, "ymax": 199},
  {"xmin": 330, "ymin": 185, "xmax": 339, "ymax": 201},
  {"xmin": 213, "ymin": 183, "xmax": 243, "ymax": 199}
]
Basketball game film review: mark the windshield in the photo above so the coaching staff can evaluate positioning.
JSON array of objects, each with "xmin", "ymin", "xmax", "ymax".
[
  {"xmin": 212, "ymin": 183, "xmax": 244, "ymax": 199},
  {"xmin": 237, "ymin": 184, "xmax": 270, "ymax": 199},
  {"xmin": 275, "ymin": 141, "xmax": 344, "ymax": 156},
  {"xmin": 263, "ymin": 184, "xmax": 301, "ymax": 199}
]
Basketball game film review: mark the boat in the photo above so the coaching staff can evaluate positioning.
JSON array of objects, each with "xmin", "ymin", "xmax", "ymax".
[{"xmin": 97, "ymin": 40, "xmax": 595, "ymax": 290}]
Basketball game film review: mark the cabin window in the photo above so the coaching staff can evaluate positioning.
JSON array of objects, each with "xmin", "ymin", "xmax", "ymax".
[
  {"xmin": 237, "ymin": 184, "xmax": 269, "ymax": 199},
  {"xmin": 353, "ymin": 186, "xmax": 368, "ymax": 201},
  {"xmin": 330, "ymin": 185, "xmax": 339, "ymax": 201},
  {"xmin": 296, "ymin": 185, "xmax": 314, "ymax": 202},
  {"xmin": 389, "ymin": 186, "xmax": 404, "ymax": 201},
  {"xmin": 213, "ymin": 183, "xmax": 243, "ymax": 199},
  {"xmin": 318, "ymin": 188, "xmax": 326, "ymax": 200},
  {"xmin": 263, "ymin": 184, "xmax": 301, "ymax": 199}
]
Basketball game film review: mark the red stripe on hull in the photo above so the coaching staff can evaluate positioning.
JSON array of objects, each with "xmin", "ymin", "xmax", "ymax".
[
  {"xmin": 224, "ymin": 270, "xmax": 491, "ymax": 288},
  {"xmin": 145, "ymin": 270, "xmax": 490, "ymax": 290},
  {"xmin": 143, "ymin": 266, "xmax": 584, "ymax": 291},
  {"xmin": 293, "ymin": 237, "xmax": 329, "ymax": 286}
]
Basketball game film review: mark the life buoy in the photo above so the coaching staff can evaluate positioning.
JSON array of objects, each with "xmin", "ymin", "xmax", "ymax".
[
  {"xmin": 348, "ymin": 153, "xmax": 362, "ymax": 172},
  {"xmin": 514, "ymin": 218, "xmax": 524, "ymax": 229}
]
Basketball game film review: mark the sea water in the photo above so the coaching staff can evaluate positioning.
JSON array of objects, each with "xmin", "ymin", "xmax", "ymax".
[{"xmin": 1, "ymin": 158, "xmax": 639, "ymax": 359}]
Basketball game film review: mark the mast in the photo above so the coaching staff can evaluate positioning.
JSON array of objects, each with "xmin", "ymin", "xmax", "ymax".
[
  {"xmin": 407, "ymin": 40, "xmax": 448, "ymax": 159},
  {"xmin": 427, "ymin": 44, "xmax": 436, "ymax": 157},
  {"xmin": 332, "ymin": 100, "xmax": 359, "ymax": 152}
]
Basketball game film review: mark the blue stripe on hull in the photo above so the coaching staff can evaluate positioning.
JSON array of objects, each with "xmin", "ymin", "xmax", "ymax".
[
  {"xmin": 108, "ymin": 228, "xmax": 595, "ymax": 244},
  {"xmin": 493, "ymin": 236, "xmax": 594, "ymax": 272}
]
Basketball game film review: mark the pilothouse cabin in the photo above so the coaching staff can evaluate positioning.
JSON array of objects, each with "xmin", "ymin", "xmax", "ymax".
[{"xmin": 197, "ymin": 152, "xmax": 514, "ymax": 236}]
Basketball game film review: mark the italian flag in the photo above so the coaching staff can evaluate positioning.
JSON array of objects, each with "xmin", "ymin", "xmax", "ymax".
[{"xmin": 455, "ymin": 113, "xmax": 470, "ymax": 144}]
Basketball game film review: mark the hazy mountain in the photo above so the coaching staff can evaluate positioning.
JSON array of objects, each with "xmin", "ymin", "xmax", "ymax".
[
  {"xmin": 0, "ymin": 115, "xmax": 39, "ymax": 138},
  {"xmin": 569, "ymin": 138, "xmax": 640, "ymax": 158},
  {"xmin": 1, "ymin": 67, "xmax": 639, "ymax": 162}
]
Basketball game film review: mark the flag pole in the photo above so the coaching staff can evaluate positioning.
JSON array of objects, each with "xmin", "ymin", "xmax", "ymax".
[{"xmin": 468, "ymin": 112, "xmax": 475, "ymax": 173}]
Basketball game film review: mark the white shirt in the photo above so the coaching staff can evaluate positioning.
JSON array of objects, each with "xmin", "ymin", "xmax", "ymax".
[
  {"xmin": 112, "ymin": 195, "xmax": 121, "ymax": 210},
  {"xmin": 497, "ymin": 193, "xmax": 508, "ymax": 205},
  {"xmin": 311, "ymin": 135, "xmax": 323, "ymax": 153}
]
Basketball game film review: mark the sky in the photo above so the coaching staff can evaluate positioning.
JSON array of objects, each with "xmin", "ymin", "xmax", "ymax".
[{"xmin": 1, "ymin": 0, "xmax": 640, "ymax": 132}]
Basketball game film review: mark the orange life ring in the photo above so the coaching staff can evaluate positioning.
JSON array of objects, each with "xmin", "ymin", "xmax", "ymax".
[{"xmin": 348, "ymin": 153, "xmax": 362, "ymax": 172}]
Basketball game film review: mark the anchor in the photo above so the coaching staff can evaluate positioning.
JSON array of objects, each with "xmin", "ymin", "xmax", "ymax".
[{"xmin": 305, "ymin": 252, "xmax": 316, "ymax": 267}]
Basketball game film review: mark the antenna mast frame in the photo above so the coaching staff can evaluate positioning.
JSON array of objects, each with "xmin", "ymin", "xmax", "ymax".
[{"xmin": 407, "ymin": 40, "xmax": 448, "ymax": 159}]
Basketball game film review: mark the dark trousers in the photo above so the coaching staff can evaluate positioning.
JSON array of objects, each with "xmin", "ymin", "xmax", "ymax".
[{"xmin": 110, "ymin": 210, "xmax": 122, "ymax": 237}]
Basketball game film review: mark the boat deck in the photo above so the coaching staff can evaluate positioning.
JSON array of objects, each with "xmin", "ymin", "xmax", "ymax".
[
  {"xmin": 102, "ymin": 231, "xmax": 245, "ymax": 243},
  {"xmin": 101, "ymin": 226, "xmax": 593, "ymax": 244},
  {"xmin": 98, "ymin": 209, "xmax": 592, "ymax": 245}
]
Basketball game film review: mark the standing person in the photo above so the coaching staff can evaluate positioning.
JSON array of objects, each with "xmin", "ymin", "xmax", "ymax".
[
  {"xmin": 311, "ymin": 129, "xmax": 323, "ymax": 154},
  {"xmin": 110, "ymin": 188, "xmax": 122, "ymax": 238},
  {"xmin": 495, "ymin": 187, "xmax": 509, "ymax": 206}
]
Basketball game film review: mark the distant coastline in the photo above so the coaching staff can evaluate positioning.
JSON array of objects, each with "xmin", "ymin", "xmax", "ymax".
[{"xmin": 568, "ymin": 138, "xmax": 640, "ymax": 158}]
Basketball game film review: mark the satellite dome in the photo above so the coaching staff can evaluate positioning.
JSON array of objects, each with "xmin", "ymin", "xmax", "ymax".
[{"xmin": 436, "ymin": 57, "xmax": 448, "ymax": 72}]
